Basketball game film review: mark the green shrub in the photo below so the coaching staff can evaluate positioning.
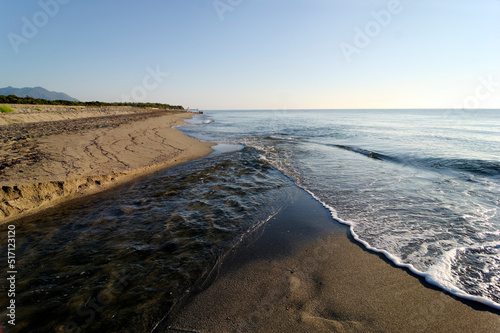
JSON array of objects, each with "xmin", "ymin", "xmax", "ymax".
[
  {"xmin": 0, "ymin": 105, "xmax": 15, "ymax": 113},
  {"xmin": 0, "ymin": 95, "xmax": 184, "ymax": 109}
]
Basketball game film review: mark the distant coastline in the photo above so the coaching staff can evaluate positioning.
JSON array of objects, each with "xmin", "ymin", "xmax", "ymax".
[{"xmin": 0, "ymin": 94, "xmax": 184, "ymax": 110}]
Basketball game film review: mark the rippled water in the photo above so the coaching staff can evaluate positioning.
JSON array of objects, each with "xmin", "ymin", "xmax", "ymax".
[
  {"xmin": 0, "ymin": 149, "xmax": 297, "ymax": 332},
  {"xmin": 181, "ymin": 109, "xmax": 500, "ymax": 309}
]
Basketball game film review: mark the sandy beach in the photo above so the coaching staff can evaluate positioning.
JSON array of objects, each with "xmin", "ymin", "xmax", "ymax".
[
  {"xmin": 162, "ymin": 190, "xmax": 500, "ymax": 333},
  {"xmin": 0, "ymin": 105, "xmax": 213, "ymax": 223}
]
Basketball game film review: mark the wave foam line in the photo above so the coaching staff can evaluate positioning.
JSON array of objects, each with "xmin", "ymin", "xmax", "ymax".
[
  {"xmin": 230, "ymin": 143, "xmax": 500, "ymax": 310},
  {"xmin": 302, "ymin": 187, "xmax": 500, "ymax": 311},
  {"xmin": 263, "ymin": 162, "xmax": 500, "ymax": 311}
]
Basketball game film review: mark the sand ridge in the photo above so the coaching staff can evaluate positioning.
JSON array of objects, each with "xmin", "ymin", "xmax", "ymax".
[
  {"xmin": 0, "ymin": 107, "xmax": 213, "ymax": 223},
  {"xmin": 0, "ymin": 104, "xmax": 163, "ymax": 125}
]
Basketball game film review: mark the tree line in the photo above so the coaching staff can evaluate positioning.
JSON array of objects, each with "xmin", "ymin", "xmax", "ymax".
[{"xmin": 0, "ymin": 95, "xmax": 184, "ymax": 110}]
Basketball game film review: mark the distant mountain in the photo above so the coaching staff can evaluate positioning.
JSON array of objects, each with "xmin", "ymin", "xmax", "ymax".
[{"xmin": 0, "ymin": 86, "xmax": 79, "ymax": 102}]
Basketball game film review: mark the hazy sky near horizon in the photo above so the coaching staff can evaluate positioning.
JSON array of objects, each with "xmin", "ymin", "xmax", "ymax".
[{"xmin": 1, "ymin": 0, "xmax": 500, "ymax": 109}]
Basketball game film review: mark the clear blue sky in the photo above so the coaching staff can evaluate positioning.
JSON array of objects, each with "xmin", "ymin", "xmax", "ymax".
[{"xmin": 1, "ymin": 0, "xmax": 499, "ymax": 109}]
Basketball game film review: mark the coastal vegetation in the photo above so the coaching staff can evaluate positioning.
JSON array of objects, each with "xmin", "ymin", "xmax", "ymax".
[
  {"xmin": 0, "ymin": 95, "xmax": 184, "ymax": 110},
  {"xmin": 0, "ymin": 105, "xmax": 15, "ymax": 113}
]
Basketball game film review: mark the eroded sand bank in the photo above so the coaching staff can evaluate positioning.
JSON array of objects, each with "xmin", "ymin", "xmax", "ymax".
[{"xmin": 0, "ymin": 106, "xmax": 213, "ymax": 223}]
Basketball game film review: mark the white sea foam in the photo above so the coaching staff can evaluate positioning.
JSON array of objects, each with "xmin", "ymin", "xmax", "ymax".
[
  {"xmin": 303, "ymin": 186, "xmax": 500, "ymax": 310},
  {"xmin": 244, "ymin": 134, "xmax": 500, "ymax": 310},
  {"xmin": 425, "ymin": 244, "xmax": 500, "ymax": 310}
]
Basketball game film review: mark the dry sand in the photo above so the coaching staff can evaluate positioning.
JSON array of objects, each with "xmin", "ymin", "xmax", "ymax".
[
  {"xmin": 162, "ymin": 190, "xmax": 500, "ymax": 333},
  {"xmin": 0, "ymin": 104, "xmax": 158, "ymax": 125},
  {"xmin": 0, "ymin": 106, "xmax": 213, "ymax": 223}
]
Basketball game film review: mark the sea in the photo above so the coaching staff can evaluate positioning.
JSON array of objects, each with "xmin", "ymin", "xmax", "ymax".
[
  {"xmin": 1, "ymin": 109, "xmax": 499, "ymax": 332},
  {"xmin": 180, "ymin": 109, "xmax": 500, "ymax": 310}
]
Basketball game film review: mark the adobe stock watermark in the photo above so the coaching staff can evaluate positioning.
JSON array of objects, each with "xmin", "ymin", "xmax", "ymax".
[
  {"xmin": 454, "ymin": 74, "xmax": 499, "ymax": 110},
  {"xmin": 213, "ymin": 0, "xmax": 243, "ymax": 21},
  {"xmin": 120, "ymin": 65, "xmax": 169, "ymax": 102},
  {"xmin": 443, "ymin": 74, "xmax": 499, "ymax": 125},
  {"xmin": 7, "ymin": 0, "xmax": 70, "ymax": 54},
  {"xmin": 407, "ymin": 292, "xmax": 453, "ymax": 332},
  {"xmin": 235, "ymin": 235, "xmax": 338, "ymax": 332},
  {"xmin": 63, "ymin": 270, "xmax": 131, "ymax": 333},
  {"xmin": 339, "ymin": 0, "xmax": 403, "ymax": 64}
]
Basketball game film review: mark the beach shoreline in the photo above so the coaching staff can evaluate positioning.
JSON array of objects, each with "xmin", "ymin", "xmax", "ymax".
[
  {"xmin": 0, "ymin": 106, "xmax": 213, "ymax": 223},
  {"xmin": 163, "ymin": 189, "xmax": 500, "ymax": 333}
]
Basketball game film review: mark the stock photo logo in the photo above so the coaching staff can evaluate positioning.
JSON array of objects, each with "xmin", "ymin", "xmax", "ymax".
[
  {"xmin": 339, "ymin": 0, "xmax": 403, "ymax": 64},
  {"xmin": 120, "ymin": 65, "xmax": 169, "ymax": 103},
  {"xmin": 213, "ymin": 0, "xmax": 244, "ymax": 21},
  {"xmin": 7, "ymin": 0, "xmax": 71, "ymax": 54},
  {"xmin": 454, "ymin": 74, "xmax": 499, "ymax": 110},
  {"xmin": 441, "ymin": 74, "xmax": 500, "ymax": 126}
]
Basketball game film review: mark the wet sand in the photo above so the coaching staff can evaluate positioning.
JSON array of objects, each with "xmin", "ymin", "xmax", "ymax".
[
  {"xmin": 0, "ymin": 107, "xmax": 213, "ymax": 222},
  {"xmin": 162, "ymin": 190, "xmax": 500, "ymax": 333}
]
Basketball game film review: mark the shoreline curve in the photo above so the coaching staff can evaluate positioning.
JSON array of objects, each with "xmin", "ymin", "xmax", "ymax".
[{"xmin": 0, "ymin": 106, "xmax": 213, "ymax": 223}]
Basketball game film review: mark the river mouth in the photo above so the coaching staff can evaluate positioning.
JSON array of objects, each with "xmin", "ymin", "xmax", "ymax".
[{"xmin": 0, "ymin": 148, "xmax": 297, "ymax": 332}]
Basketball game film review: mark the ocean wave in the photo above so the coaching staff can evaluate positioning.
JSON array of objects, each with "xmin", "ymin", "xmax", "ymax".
[
  {"xmin": 321, "ymin": 143, "xmax": 500, "ymax": 178},
  {"xmin": 179, "ymin": 109, "xmax": 500, "ymax": 311},
  {"xmin": 294, "ymin": 185, "xmax": 500, "ymax": 311},
  {"xmin": 246, "ymin": 140, "xmax": 500, "ymax": 310},
  {"xmin": 425, "ymin": 243, "xmax": 500, "ymax": 310}
]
